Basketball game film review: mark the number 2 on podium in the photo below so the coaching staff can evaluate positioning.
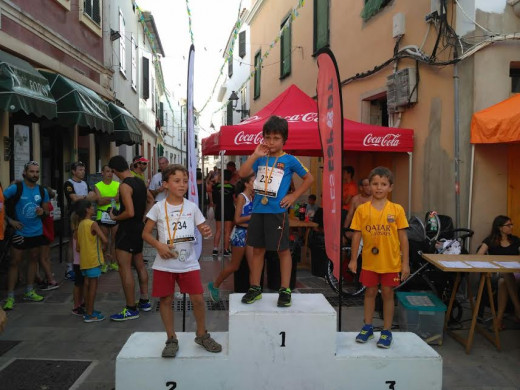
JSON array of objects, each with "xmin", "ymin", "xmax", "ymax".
[{"xmin": 279, "ymin": 331, "xmax": 286, "ymax": 347}]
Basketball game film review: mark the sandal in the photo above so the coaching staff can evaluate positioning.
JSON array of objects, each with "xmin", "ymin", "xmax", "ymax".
[
  {"xmin": 194, "ymin": 332, "xmax": 222, "ymax": 353},
  {"xmin": 162, "ymin": 338, "xmax": 179, "ymax": 358}
]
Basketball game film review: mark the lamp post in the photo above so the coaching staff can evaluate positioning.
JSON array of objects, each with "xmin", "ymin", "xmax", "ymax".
[{"xmin": 228, "ymin": 91, "xmax": 250, "ymax": 118}]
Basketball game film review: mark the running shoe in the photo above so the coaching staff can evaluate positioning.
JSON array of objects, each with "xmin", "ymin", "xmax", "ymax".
[
  {"xmin": 377, "ymin": 330, "xmax": 393, "ymax": 349},
  {"xmin": 212, "ymin": 249, "xmax": 219, "ymax": 256},
  {"xmin": 355, "ymin": 324, "xmax": 374, "ymax": 343},
  {"xmin": 110, "ymin": 307, "xmax": 140, "ymax": 321},
  {"xmin": 101, "ymin": 264, "xmax": 108, "ymax": 274},
  {"xmin": 223, "ymin": 249, "xmax": 232, "ymax": 257},
  {"xmin": 277, "ymin": 287, "xmax": 292, "ymax": 307},
  {"xmin": 23, "ymin": 289, "xmax": 44, "ymax": 302},
  {"xmin": 208, "ymin": 282, "xmax": 220, "ymax": 303},
  {"xmin": 39, "ymin": 281, "xmax": 60, "ymax": 291},
  {"xmin": 72, "ymin": 305, "xmax": 86, "ymax": 316},
  {"xmin": 3, "ymin": 297, "xmax": 14, "ymax": 311},
  {"xmin": 65, "ymin": 270, "xmax": 75, "ymax": 281},
  {"xmin": 241, "ymin": 286, "xmax": 262, "ymax": 304},
  {"xmin": 83, "ymin": 312, "xmax": 105, "ymax": 323},
  {"xmin": 109, "ymin": 263, "xmax": 119, "ymax": 271},
  {"xmin": 137, "ymin": 299, "xmax": 152, "ymax": 312}
]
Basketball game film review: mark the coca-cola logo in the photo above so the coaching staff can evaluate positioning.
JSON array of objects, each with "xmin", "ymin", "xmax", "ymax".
[
  {"xmin": 363, "ymin": 133, "xmax": 401, "ymax": 147},
  {"xmin": 284, "ymin": 112, "xmax": 318, "ymax": 123},
  {"xmin": 234, "ymin": 131, "xmax": 264, "ymax": 145}
]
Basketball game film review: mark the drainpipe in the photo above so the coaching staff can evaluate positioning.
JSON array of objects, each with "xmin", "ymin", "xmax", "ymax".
[{"xmin": 453, "ymin": 57, "xmax": 461, "ymax": 229}]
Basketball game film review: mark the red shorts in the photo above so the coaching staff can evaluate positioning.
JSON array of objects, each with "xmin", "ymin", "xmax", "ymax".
[
  {"xmin": 152, "ymin": 269, "xmax": 204, "ymax": 297},
  {"xmin": 360, "ymin": 270, "xmax": 401, "ymax": 287}
]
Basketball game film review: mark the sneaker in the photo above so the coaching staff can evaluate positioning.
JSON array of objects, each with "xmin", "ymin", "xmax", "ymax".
[
  {"xmin": 3, "ymin": 297, "xmax": 14, "ymax": 311},
  {"xmin": 23, "ymin": 289, "xmax": 44, "ymax": 302},
  {"xmin": 83, "ymin": 312, "xmax": 105, "ymax": 323},
  {"xmin": 277, "ymin": 287, "xmax": 292, "ymax": 307},
  {"xmin": 223, "ymin": 249, "xmax": 232, "ymax": 257},
  {"xmin": 72, "ymin": 306, "xmax": 86, "ymax": 316},
  {"xmin": 241, "ymin": 286, "xmax": 262, "ymax": 304},
  {"xmin": 110, "ymin": 307, "xmax": 140, "ymax": 321},
  {"xmin": 162, "ymin": 338, "xmax": 179, "ymax": 358},
  {"xmin": 39, "ymin": 281, "xmax": 60, "ymax": 291},
  {"xmin": 65, "ymin": 270, "xmax": 75, "ymax": 281},
  {"xmin": 137, "ymin": 299, "xmax": 152, "ymax": 312},
  {"xmin": 109, "ymin": 263, "xmax": 119, "ymax": 271},
  {"xmin": 101, "ymin": 264, "xmax": 108, "ymax": 274},
  {"xmin": 355, "ymin": 324, "xmax": 374, "ymax": 343},
  {"xmin": 212, "ymin": 249, "xmax": 219, "ymax": 256},
  {"xmin": 377, "ymin": 330, "xmax": 393, "ymax": 349},
  {"xmin": 208, "ymin": 282, "xmax": 220, "ymax": 303}
]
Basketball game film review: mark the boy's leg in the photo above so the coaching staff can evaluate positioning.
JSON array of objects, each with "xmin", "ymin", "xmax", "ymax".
[
  {"xmin": 380, "ymin": 285, "xmax": 394, "ymax": 330},
  {"xmin": 250, "ymin": 247, "xmax": 266, "ymax": 285},
  {"xmin": 363, "ymin": 286, "xmax": 378, "ymax": 325},
  {"xmin": 159, "ymin": 295, "xmax": 176, "ymax": 340},
  {"xmin": 190, "ymin": 294, "xmax": 206, "ymax": 337},
  {"xmin": 278, "ymin": 249, "xmax": 292, "ymax": 288},
  {"xmin": 132, "ymin": 253, "xmax": 149, "ymax": 301},
  {"xmin": 84, "ymin": 278, "xmax": 93, "ymax": 315}
]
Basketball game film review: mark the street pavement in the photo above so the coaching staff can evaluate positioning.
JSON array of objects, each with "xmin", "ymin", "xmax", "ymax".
[{"xmin": 0, "ymin": 232, "xmax": 519, "ymax": 390}]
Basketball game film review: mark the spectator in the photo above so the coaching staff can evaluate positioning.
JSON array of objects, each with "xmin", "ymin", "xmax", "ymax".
[
  {"xmin": 226, "ymin": 161, "xmax": 241, "ymax": 186},
  {"xmin": 131, "ymin": 156, "xmax": 149, "ymax": 182},
  {"xmin": 342, "ymin": 166, "xmax": 358, "ymax": 212},
  {"xmin": 212, "ymin": 169, "xmax": 235, "ymax": 257},
  {"xmin": 149, "ymin": 157, "xmax": 169, "ymax": 202},
  {"xmin": 344, "ymin": 178, "xmax": 372, "ymax": 241},
  {"xmin": 305, "ymin": 194, "xmax": 319, "ymax": 221},
  {"xmin": 38, "ymin": 187, "xmax": 59, "ymax": 290}
]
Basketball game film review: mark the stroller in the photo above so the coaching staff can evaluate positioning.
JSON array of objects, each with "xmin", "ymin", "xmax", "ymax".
[{"xmin": 397, "ymin": 211, "xmax": 474, "ymax": 323}]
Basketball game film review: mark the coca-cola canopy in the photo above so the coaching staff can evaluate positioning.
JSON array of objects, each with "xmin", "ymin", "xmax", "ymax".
[{"xmin": 202, "ymin": 84, "xmax": 414, "ymax": 156}]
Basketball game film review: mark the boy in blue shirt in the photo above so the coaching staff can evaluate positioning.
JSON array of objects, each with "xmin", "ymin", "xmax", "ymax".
[{"xmin": 238, "ymin": 116, "xmax": 313, "ymax": 307}]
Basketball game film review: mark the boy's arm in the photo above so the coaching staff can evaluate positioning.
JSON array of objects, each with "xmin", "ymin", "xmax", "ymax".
[
  {"xmin": 92, "ymin": 221, "xmax": 108, "ymax": 245},
  {"xmin": 142, "ymin": 218, "xmax": 172, "ymax": 259},
  {"xmin": 197, "ymin": 222, "xmax": 213, "ymax": 239},
  {"xmin": 348, "ymin": 231, "xmax": 361, "ymax": 274},
  {"xmin": 280, "ymin": 172, "xmax": 313, "ymax": 209},
  {"xmin": 398, "ymin": 229, "xmax": 410, "ymax": 280},
  {"xmin": 238, "ymin": 144, "xmax": 268, "ymax": 178}
]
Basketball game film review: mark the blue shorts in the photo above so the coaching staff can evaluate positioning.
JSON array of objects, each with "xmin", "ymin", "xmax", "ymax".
[
  {"xmin": 81, "ymin": 266, "xmax": 102, "ymax": 278},
  {"xmin": 230, "ymin": 226, "xmax": 248, "ymax": 247}
]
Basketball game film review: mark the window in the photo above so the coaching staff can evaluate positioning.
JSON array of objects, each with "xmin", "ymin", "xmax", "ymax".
[
  {"xmin": 159, "ymin": 102, "xmax": 164, "ymax": 126},
  {"xmin": 510, "ymin": 62, "xmax": 520, "ymax": 93},
  {"xmin": 142, "ymin": 57, "xmax": 150, "ymax": 100},
  {"xmin": 361, "ymin": 0, "xmax": 392, "ymax": 22},
  {"xmin": 254, "ymin": 51, "xmax": 261, "ymax": 99},
  {"xmin": 131, "ymin": 34, "xmax": 137, "ymax": 90},
  {"xmin": 314, "ymin": 0, "xmax": 329, "ymax": 53},
  {"xmin": 227, "ymin": 101, "xmax": 233, "ymax": 125},
  {"xmin": 239, "ymin": 31, "xmax": 246, "ymax": 58},
  {"xmin": 151, "ymin": 77, "xmax": 156, "ymax": 112},
  {"xmin": 280, "ymin": 16, "xmax": 292, "ymax": 79},
  {"xmin": 119, "ymin": 10, "xmax": 126, "ymax": 76},
  {"xmin": 84, "ymin": 0, "xmax": 101, "ymax": 24}
]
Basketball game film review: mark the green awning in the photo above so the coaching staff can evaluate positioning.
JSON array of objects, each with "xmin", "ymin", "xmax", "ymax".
[
  {"xmin": 108, "ymin": 102, "xmax": 142, "ymax": 146},
  {"xmin": 39, "ymin": 70, "xmax": 113, "ymax": 134},
  {"xmin": 0, "ymin": 50, "xmax": 57, "ymax": 119}
]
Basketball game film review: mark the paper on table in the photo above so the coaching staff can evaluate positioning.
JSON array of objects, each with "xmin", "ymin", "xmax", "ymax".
[
  {"xmin": 494, "ymin": 261, "xmax": 520, "ymax": 269},
  {"xmin": 439, "ymin": 260, "xmax": 473, "ymax": 268},
  {"xmin": 464, "ymin": 261, "xmax": 499, "ymax": 269}
]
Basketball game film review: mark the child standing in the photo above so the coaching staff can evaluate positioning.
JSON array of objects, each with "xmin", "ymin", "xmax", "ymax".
[
  {"xmin": 208, "ymin": 173, "xmax": 255, "ymax": 302},
  {"xmin": 76, "ymin": 200, "xmax": 107, "ymax": 323},
  {"xmin": 142, "ymin": 164, "xmax": 222, "ymax": 358},
  {"xmin": 238, "ymin": 115, "xmax": 313, "ymax": 307},
  {"xmin": 348, "ymin": 166, "xmax": 409, "ymax": 348}
]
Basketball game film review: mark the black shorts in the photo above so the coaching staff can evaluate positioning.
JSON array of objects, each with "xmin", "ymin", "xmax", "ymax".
[
  {"xmin": 215, "ymin": 205, "xmax": 235, "ymax": 222},
  {"xmin": 11, "ymin": 235, "xmax": 47, "ymax": 250},
  {"xmin": 73, "ymin": 264, "xmax": 84, "ymax": 287},
  {"xmin": 246, "ymin": 213, "xmax": 290, "ymax": 251},
  {"xmin": 115, "ymin": 223, "xmax": 144, "ymax": 254}
]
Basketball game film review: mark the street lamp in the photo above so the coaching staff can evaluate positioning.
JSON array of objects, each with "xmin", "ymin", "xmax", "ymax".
[{"xmin": 228, "ymin": 91, "xmax": 250, "ymax": 116}]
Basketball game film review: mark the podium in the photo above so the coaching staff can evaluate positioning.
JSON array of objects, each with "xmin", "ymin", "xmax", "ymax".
[{"xmin": 116, "ymin": 294, "xmax": 442, "ymax": 389}]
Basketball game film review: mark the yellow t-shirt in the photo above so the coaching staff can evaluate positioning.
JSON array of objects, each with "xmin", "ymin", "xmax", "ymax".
[
  {"xmin": 350, "ymin": 200, "xmax": 408, "ymax": 273},
  {"xmin": 78, "ymin": 219, "xmax": 104, "ymax": 270}
]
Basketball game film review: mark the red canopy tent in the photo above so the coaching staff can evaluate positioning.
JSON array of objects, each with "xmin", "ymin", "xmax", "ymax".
[{"xmin": 202, "ymin": 84, "xmax": 414, "ymax": 156}]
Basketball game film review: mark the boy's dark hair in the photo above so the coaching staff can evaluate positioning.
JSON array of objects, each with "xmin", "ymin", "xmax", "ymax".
[
  {"xmin": 343, "ymin": 166, "xmax": 355, "ymax": 176},
  {"xmin": 308, "ymin": 194, "xmax": 317, "ymax": 201},
  {"xmin": 75, "ymin": 199, "xmax": 92, "ymax": 219},
  {"xmin": 162, "ymin": 164, "xmax": 188, "ymax": 182},
  {"xmin": 263, "ymin": 115, "xmax": 288, "ymax": 143},
  {"xmin": 226, "ymin": 161, "xmax": 236, "ymax": 169},
  {"xmin": 223, "ymin": 169, "xmax": 232, "ymax": 182},
  {"xmin": 108, "ymin": 155, "xmax": 129, "ymax": 173},
  {"xmin": 368, "ymin": 166, "xmax": 394, "ymax": 185}
]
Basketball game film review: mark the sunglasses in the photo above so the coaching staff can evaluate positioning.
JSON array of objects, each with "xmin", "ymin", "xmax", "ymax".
[
  {"xmin": 139, "ymin": 162, "xmax": 148, "ymax": 166},
  {"xmin": 24, "ymin": 161, "xmax": 39, "ymax": 169}
]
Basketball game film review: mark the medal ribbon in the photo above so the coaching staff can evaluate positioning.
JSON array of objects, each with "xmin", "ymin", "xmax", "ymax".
[
  {"xmin": 369, "ymin": 200, "xmax": 387, "ymax": 254},
  {"xmin": 165, "ymin": 200, "xmax": 184, "ymax": 246},
  {"xmin": 263, "ymin": 155, "xmax": 280, "ymax": 197}
]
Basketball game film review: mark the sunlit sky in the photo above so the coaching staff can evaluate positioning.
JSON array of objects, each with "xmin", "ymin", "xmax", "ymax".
[{"xmin": 137, "ymin": 0, "xmax": 242, "ymax": 135}]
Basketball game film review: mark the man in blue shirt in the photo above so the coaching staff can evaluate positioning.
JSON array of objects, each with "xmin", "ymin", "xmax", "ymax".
[{"xmin": 3, "ymin": 161, "xmax": 50, "ymax": 310}]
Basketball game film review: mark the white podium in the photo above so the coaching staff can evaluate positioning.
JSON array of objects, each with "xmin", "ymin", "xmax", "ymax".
[{"xmin": 116, "ymin": 294, "xmax": 442, "ymax": 390}]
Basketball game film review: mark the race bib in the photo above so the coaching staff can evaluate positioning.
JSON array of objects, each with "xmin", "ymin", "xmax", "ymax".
[
  {"xmin": 100, "ymin": 211, "xmax": 116, "ymax": 225},
  {"xmin": 254, "ymin": 166, "xmax": 283, "ymax": 198},
  {"xmin": 164, "ymin": 211, "xmax": 196, "ymax": 244}
]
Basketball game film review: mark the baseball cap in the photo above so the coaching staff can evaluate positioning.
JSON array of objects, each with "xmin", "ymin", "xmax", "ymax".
[{"xmin": 133, "ymin": 155, "xmax": 149, "ymax": 163}]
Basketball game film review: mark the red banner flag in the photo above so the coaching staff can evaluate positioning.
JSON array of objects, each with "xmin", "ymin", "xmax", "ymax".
[{"xmin": 316, "ymin": 49, "xmax": 344, "ymax": 280}]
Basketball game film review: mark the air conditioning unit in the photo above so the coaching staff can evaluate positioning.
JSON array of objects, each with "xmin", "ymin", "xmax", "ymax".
[{"xmin": 387, "ymin": 68, "xmax": 417, "ymax": 112}]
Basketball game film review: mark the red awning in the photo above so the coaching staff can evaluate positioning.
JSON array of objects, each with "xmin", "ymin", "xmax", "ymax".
[{"xmin": 202, "ymin": 85, "xmax": 414, "ymax": 156}]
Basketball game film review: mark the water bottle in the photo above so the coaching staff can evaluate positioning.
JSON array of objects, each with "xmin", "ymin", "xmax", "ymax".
[
  {"xmin": 110, "ymin": 198, "xmax": 117, "ymax": 211},
  {"xmin": 293, "ymin": 202, "xmax": 300, "ymax": 218},
  {"xmin": 428, "ymin": 212, "xmax": 438, "ymax": 232},
  {"xmin": 299, "ymin": 203, "xmax": 306, "ymax": 221}
]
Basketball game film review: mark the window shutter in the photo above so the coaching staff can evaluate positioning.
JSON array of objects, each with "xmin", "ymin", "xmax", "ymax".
[
  {"xmin": 160, "ymin": 102, "xmax": 164, "ymax": 126},
  {"xmin": 93, "ymin": 0, "xmax": 101, "ymax": 24},
  {"xmin": 254, "ymin": 51, "xmax": 261, "ymax": 99},
  {"xmin": 142, "ymin": 57, "xmax": 149, "ymax": 100},
  {"xmin": 281, "ymin": 20, "xmax": 291, "ymax": 78},
  {"xmin": 131, "ymin": 35, "xmax": 137, "ymax": 89},
  {"xmin": 227, "ymin": 101, "xmax": 233, "ymax": 125},
  {"xmin": 239, "ymin": 31, "xmax": 246, "ymax": 58},
  {"xmin": 314, "ymin": 0, "xmax": 329, "ymax": 51}
]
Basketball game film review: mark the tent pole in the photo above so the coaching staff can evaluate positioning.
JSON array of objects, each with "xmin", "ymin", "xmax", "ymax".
[
  {"xmin": 408, "ymin": 152, "xmax": 413, "ymax": 217},
  {"xmin": 467, "ymin": 144, "xmax": 475, "ymax": 252}
]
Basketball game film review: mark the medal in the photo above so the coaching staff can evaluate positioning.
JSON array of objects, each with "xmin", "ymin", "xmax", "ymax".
[
  {"xmin": 371, "ymin": 247, "xmax": 379, "ymax": 255},
  {"xmin": 261, "ymin": 196, "xmax": 268, "ymax": 205},
  {"xmin": 169, "ymin": 247, "xmax": 179, "ymax": 259}
]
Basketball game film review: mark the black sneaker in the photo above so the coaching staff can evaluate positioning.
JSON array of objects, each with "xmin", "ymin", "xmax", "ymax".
[
  {"xmin": 223, "ymin": 249, "xmax": 232, "ymax": 257},
  {"xmin": 241, "ymin": 286, "xmax": 262, "ymax": 304},
  {"xmin": 212, "ymin": 249, "xmax": 219, "ymax": 256},
  {"xmin": 277, "ymin": 288, "xmax": 292, "ymax": 307}
]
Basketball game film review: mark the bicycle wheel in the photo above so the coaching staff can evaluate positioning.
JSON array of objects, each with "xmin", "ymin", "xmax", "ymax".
[{"xmin": 325, "ymin": 251, "xmax": 365, "ymax": 298}]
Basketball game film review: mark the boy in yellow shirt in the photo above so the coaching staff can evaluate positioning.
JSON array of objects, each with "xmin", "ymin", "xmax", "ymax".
[{"xmin": 348, "ymin": 166, "xmax": 409, "ymax": 348}]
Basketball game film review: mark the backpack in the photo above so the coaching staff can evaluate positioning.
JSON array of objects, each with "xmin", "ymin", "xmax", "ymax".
[{"xmin": 5, "ymin": 181, "xmax": 45, "ymax": 220}]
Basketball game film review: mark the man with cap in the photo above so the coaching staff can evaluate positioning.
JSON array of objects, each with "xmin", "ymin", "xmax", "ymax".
[{"xmin": 131, "ymin": 156, "xmax": 149, "ymax": 183}]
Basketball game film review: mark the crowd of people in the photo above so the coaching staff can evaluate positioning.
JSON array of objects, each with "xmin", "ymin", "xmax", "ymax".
[{"xmin": 0, "ymin": 115, "xmax": 519, "ymax": 355}]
